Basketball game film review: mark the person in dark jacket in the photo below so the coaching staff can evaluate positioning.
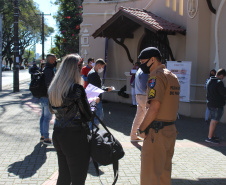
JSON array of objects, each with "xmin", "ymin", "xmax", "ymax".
[
  {"xmin": 39, "ymin": 54, "xmax": 56, "ymax": 145},
  {"xmin": 205, "ymin": 68, "xmax": 226, "ymax": 144},
  {"xmin": 29, "ymin": 61, "xmax": 40, "ymax": 80},
  {"xmin": 48, "ymin": 54, "xmax": 99, "ymax": 185},
  {"xmin": 87, "ymin": 58, "xmax": 112, "ymax": 128},
  {"xmin": 204, "ymin": 69, "xmax": 216, "ymax": 123}
]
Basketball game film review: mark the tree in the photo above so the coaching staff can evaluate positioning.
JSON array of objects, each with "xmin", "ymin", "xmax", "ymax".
[
  {"xmin": 0, "ymin": 0, "xmax": 54, "ymax": 67},
  {"xmin": 51, "ymin": 0, "xmax": 83, "ymax": 57},
  {"xmin": 23, "ymin": 49, "xmax": 35, "ymax": 64}
]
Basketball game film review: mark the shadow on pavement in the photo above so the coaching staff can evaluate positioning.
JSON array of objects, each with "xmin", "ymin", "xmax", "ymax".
[
  {"xmin": 88, "ymin": 162, "xmax": 104, "ymax": 176},
  {"xmin": 103, "ymin": 102, "xmax": 226, "ymax": 155},
  {"xmin": 172, "ymin": 178, "xmax": 226, "ymax": 185},
  {"xmin": 7, "ymin": 143, "xmax": 55, "ymax": 179},
  {"xmin": 103, "ymin": 101, "xmax": 136, "ymax": 136}
]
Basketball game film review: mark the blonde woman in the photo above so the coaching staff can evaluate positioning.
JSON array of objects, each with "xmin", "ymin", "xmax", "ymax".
[{"xmin": 48, "ymin": 54, "xmax": 98, "ymax": 184}]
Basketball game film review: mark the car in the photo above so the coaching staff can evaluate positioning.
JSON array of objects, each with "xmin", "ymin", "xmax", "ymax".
[
  {"xmin": 2, "ymin": 64, "xmax": 5, "ymax": 71},
  {"xmin": 5, "ymin": 66, "xmax": 11, "ymax": 71}
]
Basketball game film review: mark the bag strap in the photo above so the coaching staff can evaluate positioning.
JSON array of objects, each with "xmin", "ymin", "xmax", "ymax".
[
  {"xmin": 91, "ymin": 113, "xmax": 119, "ymax": 185},
  {"xmin": 92, "ymin": 160, "xmax": 119, "ymax": 185},
  {"xmin": 92, "ymin": 112, "xmax": 112, "ymax": 134}
]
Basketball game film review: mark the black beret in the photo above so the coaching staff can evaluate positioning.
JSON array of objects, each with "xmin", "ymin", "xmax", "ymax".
[{"xmin": 138, "ymin": 47, "xmax": 161, "ymax": 59}]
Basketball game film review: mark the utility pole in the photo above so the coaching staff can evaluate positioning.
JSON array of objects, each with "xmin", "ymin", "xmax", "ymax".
[
  {"xmin": 40, "ymin": 12, "xmax": 51, "ymax": 60},
  {"xmin": 13, "ymin": 0, "xmax": 19, "ymax": 92},
  {"xmin": 41, "ymin": 12, "xmax": 44, "ymax": 60},
  {"xmin": 0, "ymin": 14, "xmax": 3, "ymax": 91}
]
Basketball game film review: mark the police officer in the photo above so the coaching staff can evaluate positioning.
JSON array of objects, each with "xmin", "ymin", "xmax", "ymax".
[{"xmin": 137, "ymin": 47, "xmax": 180, "ymax": 185}]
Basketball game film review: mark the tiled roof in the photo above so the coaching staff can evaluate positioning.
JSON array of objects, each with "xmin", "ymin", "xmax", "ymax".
[
  {"xmin": 92, "ymin": 7, "xmax": 186, "ymax": 38},
  {"xmin": 120, "ymin": 7, "xmax": 185, "ymax": 34}
]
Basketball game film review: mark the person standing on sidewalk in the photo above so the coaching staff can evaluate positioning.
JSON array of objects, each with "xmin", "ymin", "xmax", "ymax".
[
  {"xmin": 48, "ymin": 54, "xmax": 98, "ymax": 184},
  {"xmin": 130, "ymin": 61, "xmax": 149, "ymax": 142},
  {"xmin": 130, "ymin": 62, "xmax": 140, "ymax": 107},
  {"xmin": 29, "ymin": 61, "xmax": 39, "ymax": 80},
  {"xmin": 137, "ymin": 47, "xmax": 180, "ymax": 185},
  {"xmin": 87, "ymin": 58, "xmax": 112, "ymax": 128},
  {"xmin": 81, "ymin": 57, "xmax": 94, "ymax": 88},
  {"xmin": 40, "ymin": 54, "xmax": 57, "ymax": 145},
  {"xmin": 205, "ymin": 68, "xmax": 226, "ymax": 144},
  {"xmin": 204, "ymin": 69, "xmax": 216, "ymax": 124}
]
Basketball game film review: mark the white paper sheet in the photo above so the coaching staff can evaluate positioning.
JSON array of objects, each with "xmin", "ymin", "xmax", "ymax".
[{"xmin": 85, "ymin": 84, "xmax": 104, "ymax": 102}]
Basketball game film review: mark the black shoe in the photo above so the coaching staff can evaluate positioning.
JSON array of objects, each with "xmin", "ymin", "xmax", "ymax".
[
  {"xmin": 43, "ymin": 139, "xmax": 53, "ymax": 146},
  {"xmin": 40, "ymin": 137, "xmax": 44, "ymax": 142},
  {"xmin": 205, "ymin": 137, "xmax": 219, "ymax": 144},
  {"xmin": 212, "ymin": 136, "xmax": 220, "ymax": 141}
]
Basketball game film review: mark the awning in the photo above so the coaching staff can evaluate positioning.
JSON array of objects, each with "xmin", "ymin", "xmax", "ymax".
[{"xmin": 92, "ymin": 7, "xmax": 186, "ymax": 38}]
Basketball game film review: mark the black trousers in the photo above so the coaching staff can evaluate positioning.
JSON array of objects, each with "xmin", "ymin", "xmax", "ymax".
[{"xmin": 53, "ymin": 127, "xmax": 90, "ymax": 185}]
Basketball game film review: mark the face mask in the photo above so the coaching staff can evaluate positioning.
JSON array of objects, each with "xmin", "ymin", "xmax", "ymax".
[
  {"xmin": 53, "ymin": 62, "xmax": 57, "ymax": 67},
  {"xmin": 91, "ymin": 62, "xmax": 95, "ymax": 67},
  {"xmin": 98, "ymin": 67, "xmax": 104, "ymax": 73},
  {"xmin": 140, "ymin": 59, "xmax": 153, "ymax": 74}
]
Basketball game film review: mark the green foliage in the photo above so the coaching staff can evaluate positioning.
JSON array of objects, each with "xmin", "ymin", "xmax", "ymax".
[
  {"xmin": 23, "ymin": 49, "xmax": 35, "ymax": 63},
  {"xmin": 51, "ymin": 0, "xmax": 83, "ymax": 57},
  {"xmin": 0, "ymin": 0, "xmax": 54, "ymax": 62}
]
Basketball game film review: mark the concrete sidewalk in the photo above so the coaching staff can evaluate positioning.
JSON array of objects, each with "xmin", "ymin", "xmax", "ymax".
[{"xmin": 0, "ymin": 79, "xmax": 226, "ymax": 185}]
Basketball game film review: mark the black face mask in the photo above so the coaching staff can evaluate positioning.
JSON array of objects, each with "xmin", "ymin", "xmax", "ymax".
[
  {"xmin": 53, "ymin": 61, "xmax": 57, "ymax": 67},
  {"xmin": 140, "ymin": 59, "xmax": 153, "ymax": 74}
]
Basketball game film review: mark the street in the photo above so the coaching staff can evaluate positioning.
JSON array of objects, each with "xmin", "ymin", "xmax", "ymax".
[{"xmin": 1, "ymin": 69, "xmax": 31, "ymax": 88}]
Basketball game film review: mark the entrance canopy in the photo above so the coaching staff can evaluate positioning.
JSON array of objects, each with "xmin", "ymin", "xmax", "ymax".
[{"xmin": 92, "ymin": 7, "xmax": 186, "ymax": 39}]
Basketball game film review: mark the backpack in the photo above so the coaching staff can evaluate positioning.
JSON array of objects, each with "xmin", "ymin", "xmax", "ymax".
[
  {"xmin": 29, "ymin": 70, "xmax": 47, "ymax": 98},
  {"xmin": 91, "ymin": 113, "xmax": 125, "ymax": 185}
]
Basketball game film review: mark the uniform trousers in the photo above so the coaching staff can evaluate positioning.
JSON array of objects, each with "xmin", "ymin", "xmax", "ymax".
[
  {"xmin": 141, "ymin": 124, "xmax": 177, "ymax": 185},
  {"xmin": 130, "ymin": 94, "xmax": 147, "ymax": 140}
]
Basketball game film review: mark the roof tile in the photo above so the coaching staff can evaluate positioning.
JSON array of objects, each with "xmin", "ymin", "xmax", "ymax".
[{"xmin": 120, "ymin": 7, "xmax": 185, "ymax": 33}]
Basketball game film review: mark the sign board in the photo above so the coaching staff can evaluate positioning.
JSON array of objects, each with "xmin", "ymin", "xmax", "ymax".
[
  {"xmin": 167, "ymin": 61, "xmax": 192, "ymax": 102},
  {"xmin": 40, "ymin": 60, "xmax": 45, "ymax": 63}
]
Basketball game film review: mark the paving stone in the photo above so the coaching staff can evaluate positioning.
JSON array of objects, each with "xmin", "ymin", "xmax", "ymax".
[{"xmin": 0, "ymin": 79, "xmax": 226, "ymax": 184}]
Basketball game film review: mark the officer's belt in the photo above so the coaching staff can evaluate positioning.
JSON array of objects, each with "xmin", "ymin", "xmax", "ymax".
[{"xmin": 145, "ymin": 121, "xmax": 174, "ymax": 134}]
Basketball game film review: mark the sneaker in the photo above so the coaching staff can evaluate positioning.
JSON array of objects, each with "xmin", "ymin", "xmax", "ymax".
[
  {"xmin": 212, "ymin": 136, "xmax": 220, "ymax": 141},
  {"xmin": 43, "ymin": 139, "xmax": 53, "ymax": 146},
  {"xmin": 205, "ymin": 137, "xmax": 219, "ymax": 144},
  {"xmin": 131, "ymin": 138, "xmax": 143, "ymax": 142},
  {"xmin": 40, "ymin": 137, "xmax": 44, "ymax": 142}
]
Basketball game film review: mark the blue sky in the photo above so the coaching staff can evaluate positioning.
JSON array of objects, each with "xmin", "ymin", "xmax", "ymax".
[{"xmin": 33, "ymin": 0, "xmax": 59, "ymax": 55}]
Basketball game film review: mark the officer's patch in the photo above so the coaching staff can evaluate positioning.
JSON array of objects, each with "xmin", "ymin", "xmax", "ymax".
[
  {"xmin": 149, "ymin": 88, "xmax": 156, "ymax": 99},
  {"xmin": 149, "ymin": 78, "xmax": 156, "ymax": 88}
]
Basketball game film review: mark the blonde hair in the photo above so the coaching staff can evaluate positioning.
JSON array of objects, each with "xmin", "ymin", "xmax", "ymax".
[{"xmin": 48, "ymin": 54, "xmax": 82, "ymax": 107}]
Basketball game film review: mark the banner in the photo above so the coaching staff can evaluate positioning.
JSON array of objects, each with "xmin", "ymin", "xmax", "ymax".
[{"xmin": 167, "ymin": 61, "xmax": 192, "ymax": 102}]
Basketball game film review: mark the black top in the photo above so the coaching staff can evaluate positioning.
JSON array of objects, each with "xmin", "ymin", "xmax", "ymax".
[
  {"xmin": 29, "ymin": 65, "xmax": 40, "ymax": 80},
  {"xmin": 87, "ymin": 68, "xmax": 105, "ymax": 100},
  {"xmin": 87, "ymin": 68, "xmax": 109, "ymax": 100},
  {"xmin": 50, "ymin": 84, "xmax": 96, "ymax": 128},
  {"xmin": 87, "ymin": 68, "xmax": 102, "ymax": 88},
  {"xmin": 207, "ymin": 76, "xmax": 226, "ymax": 108},
  {"xmin": 44, "ymin": 62, "xmax": 55, "ymax": 88}
]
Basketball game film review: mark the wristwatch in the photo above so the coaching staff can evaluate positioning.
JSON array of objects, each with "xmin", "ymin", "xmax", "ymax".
[{"xmin": 137, "ymin": 128, "xmax": 144, "ymax": 135}]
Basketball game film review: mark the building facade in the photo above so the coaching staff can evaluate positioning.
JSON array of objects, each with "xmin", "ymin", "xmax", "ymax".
[{"xmin": 80, "ymin": 0, "xmax": 226, "ymax": 122}]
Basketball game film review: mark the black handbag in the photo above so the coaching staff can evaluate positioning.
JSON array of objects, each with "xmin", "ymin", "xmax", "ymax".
[{"xmin": 91, "ymin": 112, "xmax": 125, "ymax": 185}]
